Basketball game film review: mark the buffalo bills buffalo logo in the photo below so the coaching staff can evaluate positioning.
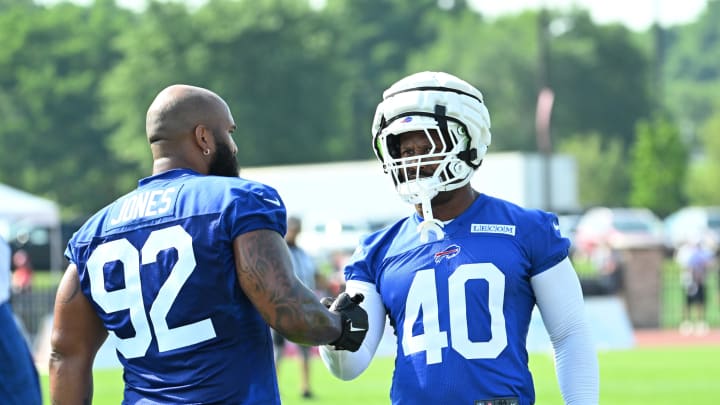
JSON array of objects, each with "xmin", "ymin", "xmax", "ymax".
[{"xmin": 434, "ymin": 244, "xmax": 461, "ymax": 263}]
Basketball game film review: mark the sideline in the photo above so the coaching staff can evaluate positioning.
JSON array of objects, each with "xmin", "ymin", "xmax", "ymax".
[{"xmin": 634, "ymin": 329, "xmax": 720, "ymax": 347}]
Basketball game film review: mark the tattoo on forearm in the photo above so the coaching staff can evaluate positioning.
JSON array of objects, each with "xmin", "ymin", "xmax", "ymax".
[{"xmin": 237, "ymin": 231, "xmax": 335, "ymax": 338}]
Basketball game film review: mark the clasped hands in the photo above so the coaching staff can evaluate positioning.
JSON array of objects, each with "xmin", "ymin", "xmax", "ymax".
[{"xmin": 321, "ymin": 292, "xmax": 368, "ymax": 352}]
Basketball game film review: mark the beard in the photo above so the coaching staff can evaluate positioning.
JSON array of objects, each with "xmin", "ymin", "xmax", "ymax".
[{"xmin": 208, "ymin": 139, "xmax": 239, "ymax": 177}]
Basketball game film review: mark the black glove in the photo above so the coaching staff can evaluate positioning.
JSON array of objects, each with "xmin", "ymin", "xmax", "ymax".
[{"xmin": 326, "ymin": 292, "xmax": 368, "ymax": 352}]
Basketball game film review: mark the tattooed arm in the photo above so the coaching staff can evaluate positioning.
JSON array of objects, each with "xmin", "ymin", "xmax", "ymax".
[
  {"xmin": 233, "ymin": 229, "xmax": 342, "ymax": 345},
  {"xmin": 49, "ymin": 264, "xmax": 108, "ymax": 405}
]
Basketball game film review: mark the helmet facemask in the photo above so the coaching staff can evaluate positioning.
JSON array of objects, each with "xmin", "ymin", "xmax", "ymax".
[
  {"xmin": 371, "ymin": 72, "xmax": 492, "ymax": 242},
  {"xmin": 375, "ymin": 113, "xmax": 475, "ymax": 242},
  {"xmin": 376, "ymin": 115, "xmax": 475, "ymax": 205}
]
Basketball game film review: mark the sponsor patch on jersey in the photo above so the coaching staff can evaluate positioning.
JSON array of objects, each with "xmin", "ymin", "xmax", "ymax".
[
  {"xmin": 434, "ymin": 244, "xmax": 461, "ymax": 263},
  {"xmin": 474, "ymin": 398, "xmax": 519, "ymax": 405},
  {"xmin": 470, "ymin": 223, "xmax": 516, "ymax": 236}
]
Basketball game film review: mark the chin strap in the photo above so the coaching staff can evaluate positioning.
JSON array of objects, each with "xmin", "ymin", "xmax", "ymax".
[{"xmin": 416, "ymin": 194, "xmax": 445, "ymax": 243}]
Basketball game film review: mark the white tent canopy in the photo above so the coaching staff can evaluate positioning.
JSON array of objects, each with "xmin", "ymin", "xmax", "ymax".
[
  {"xmin": 0, "ymin": 183, "xmax": 60, "ymax": 227},
  {"xmin": 0, "ymin": 183, "xmax": 63, "ymax": 271}
]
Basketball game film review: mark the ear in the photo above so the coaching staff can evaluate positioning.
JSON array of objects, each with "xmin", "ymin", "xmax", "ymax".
[{"xmin": 194, "ymin": 124, "xmax": 214, "ymax": 153}]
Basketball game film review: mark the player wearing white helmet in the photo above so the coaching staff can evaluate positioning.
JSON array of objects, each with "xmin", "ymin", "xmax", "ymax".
[
  {"xmin": 371, "ymin": 71, "xmax": 491, "ymax": 242},
  {"xmin": 321, "ymin": 72, "xmax": 599, "ymax": 404}
]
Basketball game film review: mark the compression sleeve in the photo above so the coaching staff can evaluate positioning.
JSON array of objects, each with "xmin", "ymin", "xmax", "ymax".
[
  {"xmin": 319, "ymin": 280, "xmax": 386, "ymax": 380},
  {"xmin": 531, "ymin": 257, "xmax": 600, "ymax": 405}
]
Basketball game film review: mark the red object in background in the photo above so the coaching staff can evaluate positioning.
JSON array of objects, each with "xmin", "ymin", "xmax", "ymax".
[
  {"xmin": 11, "ymin": 249, "xmax": 33, "ymax": 293},
  {"xmin": 573, "ymin": 207, "xmax": 665, "ymax": 258}
]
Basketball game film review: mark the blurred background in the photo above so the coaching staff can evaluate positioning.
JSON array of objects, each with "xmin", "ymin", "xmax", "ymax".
[{"xmin": 1, "ymin": 0, "xmax": 719, "ymax": 396}]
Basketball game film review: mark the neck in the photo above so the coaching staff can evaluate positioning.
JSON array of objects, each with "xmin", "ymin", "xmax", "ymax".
[
  {"xmin": 152, "ymin": 158, "xmax": 176, "ymax": 175},
  {"xmin": 415, "ymin": 186, "xmax": 477, "ymax": 221},
  {"xmin": 152, "ymin": 156, "xmax": 205, "ymax": 176},
  {"xmin": 151, "ymin": 142, "xmax": 208, "ymax": 175}
]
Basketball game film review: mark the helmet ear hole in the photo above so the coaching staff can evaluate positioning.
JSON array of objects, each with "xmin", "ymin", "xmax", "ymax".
[
  {"xmin": 449, "ymin": 160, "xmax": 471, "ymax": 179},
  {"xmin": 476, "ymin": 144, "xmax": 488, "ymax": 161}
]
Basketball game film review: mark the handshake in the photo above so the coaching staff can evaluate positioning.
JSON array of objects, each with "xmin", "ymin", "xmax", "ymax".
[{"xmin": 322, "ymin": 293, "xmax": 368, "ymax": 352}]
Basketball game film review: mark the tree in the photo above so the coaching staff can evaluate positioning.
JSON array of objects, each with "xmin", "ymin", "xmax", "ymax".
[
  {"xmin": 549, "ymin": 11, "xmax": 653, "ymax": 149},
  {"xmin": 407, "ymin": 8, "xmax": 653, "ymax": 153},
  {"xmin": 407, "ymin": 9, "xmax": 539, "ymax": 151},
  {"xmin": 0, "ymin": 0, "xmax": 133, "ymax": 216},
  {"xmin": 102, "ymin": 0, "xmax": 354, "ymax": 179},
  {"xmin": 2, "ymin": 0, "xmax": 706, "ymax": 219},
  {"xmin": 558, "ymin": 133, "xmax": 628, "ymax": 208},
  {"xmin": 322, "ymin": 0, "xmax": 444, "ymax": 159},
  {"xmin": 629, "ymin": 115, "xmax": 687, "ymax": 216},
  {"xmin": 664, "ymin": 0, "xmax": 720, "ymax": 136},
  {"xmin": 685, "ymin": 101, "xmax": 720, "ymax": 204},
  {"xmin": 100, "ymin": 0, "xmax": 198, "ymax": 186},
  {"xmin": 195, "ymin": 0, "xmax": 353, "ymax": 165}
]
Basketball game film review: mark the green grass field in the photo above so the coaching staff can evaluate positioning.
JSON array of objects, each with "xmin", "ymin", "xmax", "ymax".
[
  {"xmin": 40, "ymin": 345, "xmax": 720, "ymax": 404},
  {"xmin": 34, "ymin": 262, "xmax": 720, "ymax": 404}
]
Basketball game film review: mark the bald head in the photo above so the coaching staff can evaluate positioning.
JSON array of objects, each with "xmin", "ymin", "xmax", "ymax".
[
  {"xmin": 146, "ymin": 84, "xmax": 230, "ymax": 144},
  {"xmin": 145, "ymin": 84, "xmax": 238, "ymax": 176}
]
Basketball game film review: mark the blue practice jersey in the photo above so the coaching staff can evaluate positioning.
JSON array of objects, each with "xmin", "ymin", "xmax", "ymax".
[
  {"xmin": 345, "ymin": 194, "xmax": 570, "ymax": 405},
  {"xmin": 65, "ymin": 169, "xmax": 287, "ymax": 404}
]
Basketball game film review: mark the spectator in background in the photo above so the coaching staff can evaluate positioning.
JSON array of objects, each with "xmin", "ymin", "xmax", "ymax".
[
  {"xmin": 0, "ymin": 236, "xmax": 42, "ymax": 404},
  {"xmin": 272, "ymin": 216, "xmax": 324, "ymax": 399},
  {"xmin": 326, "ymin": 250, "xmax": 351, "ymax": 296},
  {"xmin": 589, "ymin": 240, "xmax": 623, "ymax": 294},
  {"xmin": 676, "ymin": 237, "xmax": 716, "ymax": 336},
  {"xmin": 11, "ymin": 249, "xmax": 33, "ymax": 294}
]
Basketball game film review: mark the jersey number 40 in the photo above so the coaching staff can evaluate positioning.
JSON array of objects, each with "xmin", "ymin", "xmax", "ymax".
[{"xmin": 402, "ymin": 263, "xmax": 507, "ymax": 364}]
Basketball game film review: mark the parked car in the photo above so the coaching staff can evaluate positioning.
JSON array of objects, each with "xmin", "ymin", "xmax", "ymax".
[
  {"xmin": 573, "ymin": 207, "xmax": 665, "ymax": 257},
  {"xmin": 663, "ymin": 206, "xmax": 720, "ymax": 252}
]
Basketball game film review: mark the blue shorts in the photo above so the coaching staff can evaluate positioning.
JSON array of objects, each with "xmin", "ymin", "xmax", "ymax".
[{"xmin": 0, "ymin": 301, "xmax": 42, "ymax": 405}]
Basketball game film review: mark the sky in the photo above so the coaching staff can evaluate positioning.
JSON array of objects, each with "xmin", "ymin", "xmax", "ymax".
[
  {"xmin": 468, "ymin": 0, "xmax": 708, "ymax": 31},
  {"xmin": 39, "ymin": 0, "xmax": 709, "ymax": 32}
]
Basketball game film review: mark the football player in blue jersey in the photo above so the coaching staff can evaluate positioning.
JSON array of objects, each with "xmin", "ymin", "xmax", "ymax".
[
  {"xmin": 320, "ymin": 72, "xmax": 599, "ymax": 404},
  {"xmin": 0, "ymin": 236, "xmax": 42, "ymax": 405},
  {"xmin": 49, "ymin": 84, "xmax": 368, "ymax": 404}
]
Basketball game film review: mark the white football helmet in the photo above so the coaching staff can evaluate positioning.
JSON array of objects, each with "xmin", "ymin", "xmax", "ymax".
[{"xmin": 371, "ymin": 71, "xmax": 492, "ymax": 241}]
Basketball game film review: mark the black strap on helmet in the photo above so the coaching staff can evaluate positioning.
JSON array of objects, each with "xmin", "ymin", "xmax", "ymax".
[
  {"xmin": 435, "ymin": 105, "xmax": 479, "ymax": 169},
  {"xmin": 384, "ymin": 86, "xmax": 483, "ymax": 104},
  {"xmin": 434, "ymin": 104, "xmax": 450, "ymax": 144}
]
